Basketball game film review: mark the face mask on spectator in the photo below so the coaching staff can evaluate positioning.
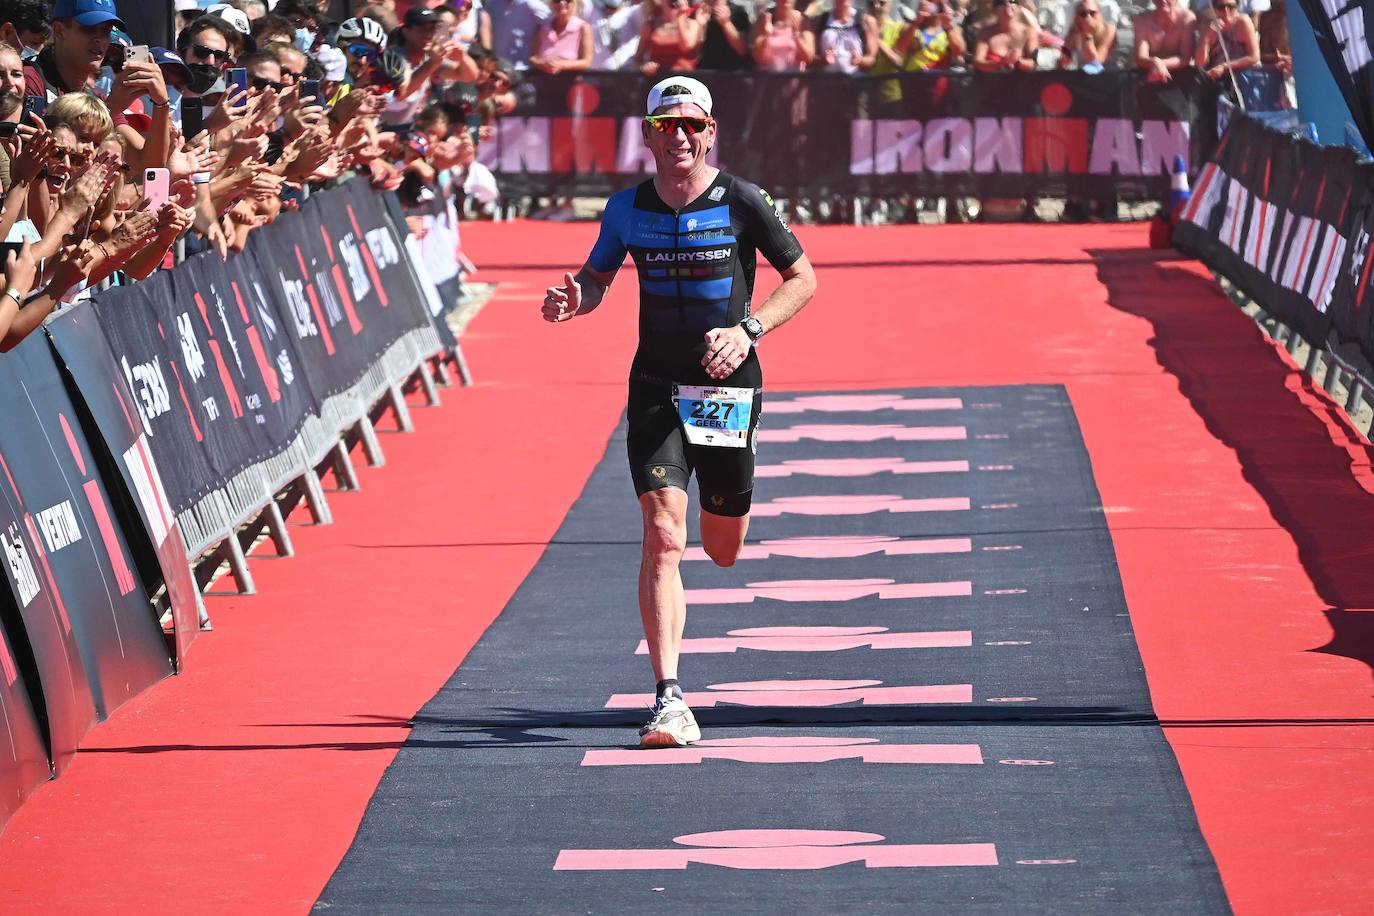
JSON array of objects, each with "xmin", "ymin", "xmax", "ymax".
[
  {"xmin": 294, "ymin": 28, "xmax": 316, "ymax": 52},
  {"xmin": 183, "ymin": 62, "xmax": 222, "ymax": 96}
]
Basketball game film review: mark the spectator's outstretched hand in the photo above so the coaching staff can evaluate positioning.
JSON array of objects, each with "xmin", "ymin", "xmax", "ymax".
[
  {"xmin": 10, "ymin": 131, "xmax": 57, "ymax": 184},
  {"xmin": 3, "ymin": 241, "xmax": 38, "ymax": 302}
]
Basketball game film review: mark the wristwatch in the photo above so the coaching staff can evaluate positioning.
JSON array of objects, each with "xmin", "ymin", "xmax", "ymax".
[{"xmin": 740, "ymin": 315, "xmax": 765, "ymax": 343}]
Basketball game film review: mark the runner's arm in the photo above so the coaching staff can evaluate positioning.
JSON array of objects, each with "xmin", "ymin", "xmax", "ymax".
[{"xmin": 752, "ymin": 254, "xmax": 816, "ymax": 335}]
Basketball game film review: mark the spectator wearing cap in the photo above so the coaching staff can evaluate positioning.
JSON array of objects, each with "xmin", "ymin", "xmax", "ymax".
[
  {"xmin": 206, "ymin": 4, "xmax": 258, "ymax": 57},
  {"xmin": 387, "ymin": 8, "xmax": 479, "ymax": 126},
  {"xmin": 0, "ymin": 0, "xmax": 54, "ymax": 61},
  {"xmin": 225, "ymin": 0, "xmax": 268, "ymax": 20},
  {"xmin": 529, "ymin": 0, "xmax": 595, "ymax": 73},
  {"xmin": 24, "ymin": 0, "xmax": 122, "ymax": 103},
  {"xmin": 177, "ymin": 15, "xmax": 239, "ymax": 79},
  {"xmin": 972, "ymin": 0, "xmax": 1037, "ymax": 69},
  {"xmin": 486, "ymin": 0, "xmax": 553, "ymax": 69}
]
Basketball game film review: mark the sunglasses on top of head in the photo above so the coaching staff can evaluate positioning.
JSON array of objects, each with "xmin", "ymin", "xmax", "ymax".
[
  {"xmin": 645, "ymin": 114, "xmax": 710, "ymax": 135},
  {"xmin": 190, "ymin": 42, "xmax": 232, "ymax": 63}
]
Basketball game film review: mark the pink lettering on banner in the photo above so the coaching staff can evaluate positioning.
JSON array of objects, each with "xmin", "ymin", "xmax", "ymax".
[
  {"xmin": 636, "ymin": 625, "xmax": 972, "ymax": 654},
  {"xmin": 767, "ymin": 394, "xmax": 964, "ymax": 414},
  {"xmin": 683, "ymin": 535, "xmax": 972, "ymax": 562},
  {"xmin": 580, "ymin": 736, "xmax": 984, "ymax": 767},
  {"xmin": 605, "ymin": 678, "xmax": 974, "ymax": 708},
  {"xmin": 759, "ymin": 424, "xmax": 967, "ymax": 443},
  {"xmin": 685, "ymin": 578, "xmax": 972, "ymax": 605},
  {"xmin": 554, "ymin": 830, "xmax": 998, "ymax": 870},
  {"xmin": 749, "ymin": 495, "xmax": 971, "ymax": 517},
  {"xmin": 755, "ymin": 458, "xmax": 970, "ymax": 478}
]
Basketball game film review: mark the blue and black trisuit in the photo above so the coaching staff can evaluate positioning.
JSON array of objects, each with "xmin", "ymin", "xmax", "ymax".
[{"xmin": 587, "ymin": 171, "xmax": 804, "ymax": 516}]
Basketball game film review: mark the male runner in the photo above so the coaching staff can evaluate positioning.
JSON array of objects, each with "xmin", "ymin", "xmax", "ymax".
[{"xmin": 542, "ymin": 75, "xmax": 817, "ymax": 748}]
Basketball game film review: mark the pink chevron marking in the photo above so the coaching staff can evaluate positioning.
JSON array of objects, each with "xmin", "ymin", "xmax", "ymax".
[
  {"xmin": 685, "ymin": 578, "xmax": 972, "ymax": 605},
  {"xmin": 684, "ymin": 535, "xmax": 972, "ymax": 562},
  {"xmin": 580, "ymin": 738, "xmax": 984, "ymax": 767},
  {"xmin": 755, "ymin": 458, "xmax": 969, "ymax": 478},
  {"xmin": 758, "ymin": 424, "xmax": 967, "ymax": 443},
  {"xmin": 635, "ymin": 625, "xmax": 972, "ymax": 654},
  {"xmin": 605, "ymin": 679, "xmax": 973, "ymax": 708},
  {"xmin": 767, "ymin": 395, "xmax": 964, "ymax": 414},
  {"xmin": 750, "ymin": 495, "xmax": 971, "ymax": 517},
  {"xmin": 554, "ymin": 832, "xmax": 998, "ymax": 870}
]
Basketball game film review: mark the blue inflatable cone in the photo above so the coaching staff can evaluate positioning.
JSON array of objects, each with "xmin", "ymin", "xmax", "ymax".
[{"xmin": 1168, "ymin": 154, "xmax": 1191, "ymax": 219}]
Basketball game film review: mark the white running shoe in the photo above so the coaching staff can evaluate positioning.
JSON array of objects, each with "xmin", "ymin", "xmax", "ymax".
[{"xmin": 638, "ymin": 696, "xmax": 701, "ymax": 748}]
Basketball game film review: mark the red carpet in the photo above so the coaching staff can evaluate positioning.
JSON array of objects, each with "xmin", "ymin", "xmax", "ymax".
[{"xmin": 0, "ymin": 221, "xmax": 1369, "ymax": 912}]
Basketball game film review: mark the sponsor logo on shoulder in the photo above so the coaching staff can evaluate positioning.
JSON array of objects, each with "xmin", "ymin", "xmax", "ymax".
[
  {"xmin": 709, "ymin": 186, "xmax": 726, "ymax": 201},
  {"xmin": 759, "ymin": 188, "xmax": 775, "ymax": 207}
]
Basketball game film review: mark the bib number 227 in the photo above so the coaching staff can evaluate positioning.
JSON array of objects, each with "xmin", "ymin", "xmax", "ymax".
[{"xmin": 673, "ymin": 384, "xmax": 753, "ymax": 449}]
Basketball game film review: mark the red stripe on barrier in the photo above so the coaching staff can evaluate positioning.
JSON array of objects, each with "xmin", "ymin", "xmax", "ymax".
[
  {"xmin": 81, "ymin": 480, "xmax": 135, "ymax": 596},
  {"xmin": 24, "ymin": 515, "xmax": 72, "ymax": 635},
  {"xmin": 295, "ymin": 246, "xmax": 336, "ymax": 355},
  {"xmin": 166, "ymin": 360, "xmax": 203, "ymax": 443}
]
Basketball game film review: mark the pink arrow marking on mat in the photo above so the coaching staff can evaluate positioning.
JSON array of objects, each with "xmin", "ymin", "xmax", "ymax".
[
  {"xmin": 767, "ymin": 394, "xmax": 964, "ymax": 414},
  {"xmin": 749, "ymin": 495, "xmax": 971, "ymax": 517},
  {"xmin": 755, "ymin": 457, "xmax": 970, "ymax": 478},
  {"xmin": 635, "ymin": 625, "xmax": 972, "ymax": 654},
  {"xmin": 580, "ymin": 737, "xmax": 984, "ymax": 767},
  {"xmin": 683, "ymin": 535, "xmax": 972, "ymax": 562},
  {"xmin": 758, "ymin": 424, "xmax": 967, "ymax": 443},
  {"xmin": 605, "ymin": 679, "xmax": 973, "ymax": 708},
  {"xmin": 554, "ymin": 830, "xmax": 998, "ymax": 870},
  {"xmin": 685, "ymin": 578, "xmax": 972, "ymax": 605}
]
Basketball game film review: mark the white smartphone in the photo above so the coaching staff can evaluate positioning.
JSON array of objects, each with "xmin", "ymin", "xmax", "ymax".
[
  {"xmin": 142, "ymin": 167, "xmax": 171, "ymax": 211},
  {"xmin": 127, "ymin": 45, "xmax": 152, "ymax": 65}
]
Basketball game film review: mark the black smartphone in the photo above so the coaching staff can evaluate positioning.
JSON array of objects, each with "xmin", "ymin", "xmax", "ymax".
[
  {"xmin": 302, "ymin": 79, "xmax": 324, "ymax": 106},
  {"xmin": 0, "ymin": 241, "xmax": 24, "ymax": 268},
  {"xmin": 180, "ymin": 102, "xmax": 204, "ymax": 140},
  {"xmin": 0, "ymin": 121, "xmax": 18, "ymax": 139},
  {"xmin": 22, "ymin": 95, "xmax": 45, "ymax": 121}
]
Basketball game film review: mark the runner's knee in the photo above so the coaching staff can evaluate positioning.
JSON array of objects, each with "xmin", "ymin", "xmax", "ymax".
[{"xmin": 642, "ymin": 512, "xmax": 687, "ymax": 564}]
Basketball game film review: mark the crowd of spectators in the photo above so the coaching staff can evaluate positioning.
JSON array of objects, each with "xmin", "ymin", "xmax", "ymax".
[
  {"xmin": 0, "ymin": 0, "xmax": 516, "ymax": 352},
  {"xmin": 477, "ymin": 0, "xmax": 1288, "ymax": 80}
]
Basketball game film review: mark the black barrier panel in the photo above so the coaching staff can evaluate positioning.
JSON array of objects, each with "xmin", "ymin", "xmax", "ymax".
[
  {"xmin": 0, "ymin": 335, "xmax": 172, "ymax": 721},
  {"xmin": 46, "ymin": 308, "xmax": 202, "ymax": 663},
  {"xmin": 477, "ymin": 70, "xmax": 1246, "ymax": 199},
  {"xmin": 92, "ymin": 273, "xmax": 220, "ymax": 518},
  {"xmin": 0, "ymin": 619, "xmax": 50, "ymax": 829},
  {"xmin": 336, "ymin": 182, "xmax": 436, "ymax": 352},
  {"xmin": 1175, "ymin": 114, "xmax": 1361, "ymax": 349}
]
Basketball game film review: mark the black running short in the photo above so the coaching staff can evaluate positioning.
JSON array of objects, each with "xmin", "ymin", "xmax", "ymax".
[{"xmin": 627, "ymin": 380, "xmax": 763, "ymax": 517}]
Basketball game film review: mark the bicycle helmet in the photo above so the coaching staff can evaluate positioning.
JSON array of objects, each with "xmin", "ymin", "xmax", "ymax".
[
  {"xmin": 377, "ymin": 47, "xmax": 412, "ymax": 88},
  {"xmin": 337, "ymin": 16, "xmax": 388, "ymax": 51}
]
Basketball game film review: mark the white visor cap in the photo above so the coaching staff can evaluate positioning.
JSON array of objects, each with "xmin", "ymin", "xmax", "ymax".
[{"xmin": 646, "ymin": 76, "xmax": 713, "ymax": 117}]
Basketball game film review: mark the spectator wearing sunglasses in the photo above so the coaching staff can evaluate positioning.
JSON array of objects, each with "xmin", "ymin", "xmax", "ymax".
[
  {"xmin": 177, "ymin": 16, "xmax": 239, "ymax": 75},
  {"xmin": 337, "ymin": 15, "xmax": 389, "ymax": 84},
  {"xmin": 240, "ymin": 49, "xmax": 285, "ymax": 94},
  {"xmin": 1195, "ymin": 0, "xmax": 1258, "ymax": 80},
  {"xmin": 1059, "ymin": 0, "xmax": 1115, "ymax": 71}
]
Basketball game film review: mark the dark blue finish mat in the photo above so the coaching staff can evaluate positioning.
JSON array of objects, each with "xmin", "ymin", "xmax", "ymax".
[{"xmin": 315, "ymin": 385, "xmax": 1229, "ymax": 914}]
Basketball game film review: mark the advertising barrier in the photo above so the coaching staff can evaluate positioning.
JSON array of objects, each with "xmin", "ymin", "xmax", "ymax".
[
  {"xmin": 0, "ymin": 178, "xmax": 458, "ymax": 830},
  {"xmin": 1174, "ymin": 114, "xmax": 1371, "ymax": 367},
  {"xmin": 480, "ymin": 70, "xmax": 1226, "ymax": 200}
]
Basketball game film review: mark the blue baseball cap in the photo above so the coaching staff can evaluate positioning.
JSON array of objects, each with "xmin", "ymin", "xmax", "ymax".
[
  {"xmin": 151, "ymin": 47, "xmax": 192, "ymax": 83},
  {"xmin": 51, "ymin": 0, "xmax": 125, "ymax": 27}
]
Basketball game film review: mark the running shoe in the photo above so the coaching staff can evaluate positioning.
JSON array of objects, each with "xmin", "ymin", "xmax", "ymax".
[{"xmin": 638, "ymin": 695, "xmax": 701, "ymax": 748}]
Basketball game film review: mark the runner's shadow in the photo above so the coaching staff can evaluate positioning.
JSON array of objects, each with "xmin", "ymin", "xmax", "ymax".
[{"xmin": 1090, "ymin": 248, "xmax": 1374, "ymax": 687}]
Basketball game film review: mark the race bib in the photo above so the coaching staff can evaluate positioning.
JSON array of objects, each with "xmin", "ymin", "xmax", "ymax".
[{"xmin": 673, "ymin": 384, "xmax": 754, "ymax": 449}]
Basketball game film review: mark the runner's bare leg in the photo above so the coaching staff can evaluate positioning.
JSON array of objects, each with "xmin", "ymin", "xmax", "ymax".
[
  {"xmin": 700, "ymin": 510, "xmax": 749, "ymax": 568},
  {"xmin": 638, "ymin": 487, "xmax": 689, "ymax": 682}
]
